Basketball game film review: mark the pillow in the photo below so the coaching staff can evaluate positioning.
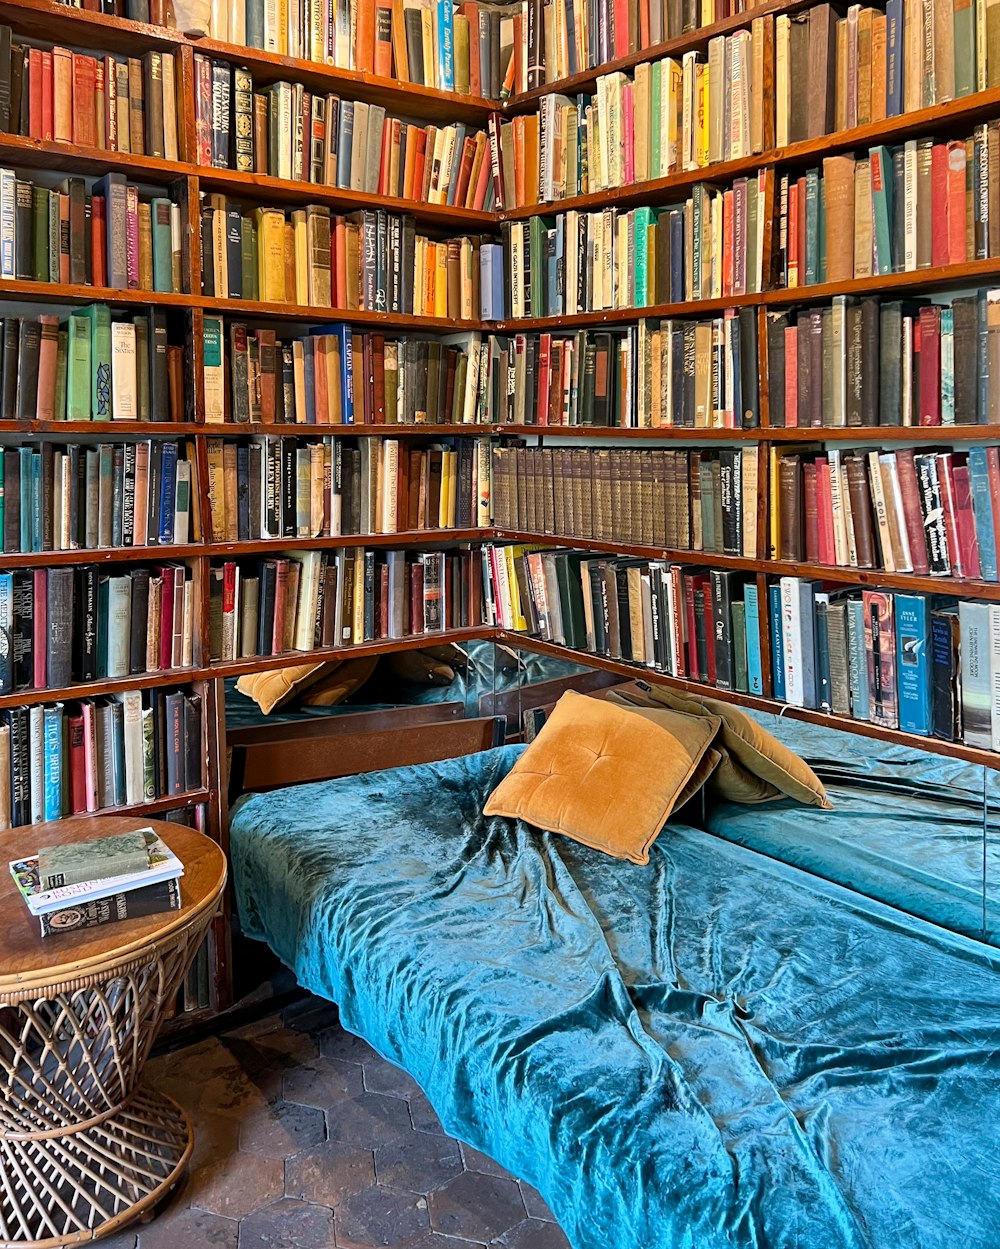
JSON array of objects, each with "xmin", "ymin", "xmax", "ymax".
[
  {"xmin": 643, "ymin": 686, "xmax": 832, "ymax": 809},
  {"xmin": 382, "ymin": 650, "xmax": 456, "ymax": 686},
  {"xmin": 299, "ymin": 656, "xmax": 379, "ymax": 706},
  {"xmin": 235, "ymin": 662, "xmax": 334, "ymax": 715},
  {"xmin": 419, "ymin": 643, "xmax": 469, "ymax": 669},
  {"xmin": 483, "ymin": 689, "xmax": 720, "ymax": 864},
  {"xmin": 605, "ymin": 690, "xmax": 781, "ymax": 805}
]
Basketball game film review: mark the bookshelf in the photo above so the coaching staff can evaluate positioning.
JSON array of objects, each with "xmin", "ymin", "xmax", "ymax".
[{"xmin": 5, "ymin": 0, "xmax": 1000, "ymax": 1029}]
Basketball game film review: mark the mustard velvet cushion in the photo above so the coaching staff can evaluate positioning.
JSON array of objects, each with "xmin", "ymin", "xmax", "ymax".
[
  {"xmin": 235, "ymin": 661, "xmax": 334, "ymax": 714},
  {"xmin": 644, "ymin": 686, "xmax": 832, "ymax": 809},
  {"xmin": 300, "ymin": 656, "xmax": 379, "ymax": 705},
  {"xmin": 605, "ymin": 690, "xmax": 780, "ymax": 805},
  {"xmin": 483, "ymin": 690, "xmax": 719, "ymax": 865}
]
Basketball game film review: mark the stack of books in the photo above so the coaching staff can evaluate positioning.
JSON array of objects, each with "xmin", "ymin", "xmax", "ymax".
[{"xmin": 8, "ymin": 826, "xmax": 184, "ymax": 937}]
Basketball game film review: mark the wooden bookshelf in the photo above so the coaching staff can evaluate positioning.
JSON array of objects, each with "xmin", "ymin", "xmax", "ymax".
[{"xmin": 7, "ymin": 0, "xmax": 1000, "ymax": 1037}]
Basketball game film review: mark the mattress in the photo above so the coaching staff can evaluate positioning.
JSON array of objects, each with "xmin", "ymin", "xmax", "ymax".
[
  {"xmin": 705, "ymin": 710, "xmax": 1000, "ymax": 946},
  {"xmin": 231, "ymin": 746, "xmax": 1000, "ymax": 1249}
]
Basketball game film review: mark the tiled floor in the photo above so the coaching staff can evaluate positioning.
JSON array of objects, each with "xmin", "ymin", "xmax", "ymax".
[{"xmin": 102, "ymin": 996, "xmax": 572, "ymax": 1249}]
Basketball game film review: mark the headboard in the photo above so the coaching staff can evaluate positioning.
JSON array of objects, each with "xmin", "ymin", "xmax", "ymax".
[{"xmin": 230, "ymin": 710, "xmax": 508, "ymax": 800}]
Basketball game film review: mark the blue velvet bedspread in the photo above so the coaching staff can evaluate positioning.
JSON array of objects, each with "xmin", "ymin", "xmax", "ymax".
[
  {"xmin": 231, "ymin": 747, "xmax": 1000, "ymax": 1249},
  {"xmin": 704, "ymin": 710, "xmax": 1000, "ymax": 947}
]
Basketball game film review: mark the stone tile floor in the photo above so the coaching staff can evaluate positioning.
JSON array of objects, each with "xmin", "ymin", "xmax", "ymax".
[{"xmin": 103, "ymin": 995, "xmax": 572, "ymax": 1249}]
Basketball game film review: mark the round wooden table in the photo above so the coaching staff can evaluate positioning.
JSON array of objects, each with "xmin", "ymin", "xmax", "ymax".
[{"xmin": 0, "ymin": 816, "xmax": 227, "ymax": 1248}]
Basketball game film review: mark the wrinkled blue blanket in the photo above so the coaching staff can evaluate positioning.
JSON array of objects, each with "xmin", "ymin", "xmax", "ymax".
[{"xmin": 231, "ymin": 746, "xmax": 1000, "ymax": 1249}]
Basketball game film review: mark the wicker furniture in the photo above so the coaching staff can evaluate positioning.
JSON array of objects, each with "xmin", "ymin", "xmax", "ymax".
[{"xmin": 0, "ymin": 816, "xmax": 227, "ymax": 1248}]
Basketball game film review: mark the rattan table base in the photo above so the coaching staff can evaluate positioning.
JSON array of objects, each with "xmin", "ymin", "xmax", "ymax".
[{"xmin": 0, "ymin": 1086, "xmax": 191, "ymax": 1248}]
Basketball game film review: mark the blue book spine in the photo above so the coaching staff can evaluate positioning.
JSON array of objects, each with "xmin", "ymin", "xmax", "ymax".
[
  {"xmin": 669, "ymin": 209, "xmax": 684, "ymax": 300},
  {"xmin": 554, "ymin": 219, "xmax": 565, "ymax": 317},
  {"xmin": 815, "ymin": 595, "xmax": 832, "ymax": 711},
  {"xmin": 480, "ymin": 244, "xmax": 493, "ymax": 319},
  {"xmin": 846, "ymin": 598, "xmax": 871, "ymax": 721},
  {"xmin": 768, "ymin": 582, "xmax": 785, "ymax": 702},
  {"xmin": 30, "ymin": 451, "xmax": 42, "ymax": 553},
  {"xmin": 968, "ymin": 447, "xmax": 998, "ymax": 580},
  {"xmin": 43, "ymin": 703, "xmax": 63, "ymax": 820},
  {"xmin": 437, "ymin": 0, "xmax": 455, "ymax": 91},
  {"xmin": 445, "ymin": 125, "xmax": 465, "ymax": 207},
  {"xmin": 18, "ymin": 447, "xmax": 31, "ymax": 553},
  {"xmin": 158, "ymin": 442, "xmax": 177, "ymax": 544},
  {"xmin": 744, "ymin": 582, "xmax": 763, "ymax": 695},
  {"xmin": 895, "ymin": 592, "xmax": 930, "ymax": 734},
  {"xmin": 337, "ymin": 102, "xmax": 354, "ymax": 189},
  {"xmin": 886, "ymin": 0, "xmax": 903, "ymax": 116}
]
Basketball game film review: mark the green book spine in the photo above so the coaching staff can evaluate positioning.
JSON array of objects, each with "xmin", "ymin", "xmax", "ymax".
[
  {"xmin": 529, "ymin": 215, "xmax": 546, "ymax": 318},
  {"xmin": 692, "ymin": 185, "xmax": 703, "ymax": 297},
  {"xmin": 48, "ymin": 192, "xmax": 60, "ymax": 283},
  {"xmin": 31, "ymin": 186, "xmax": 49, "ymax": 281},
  {"xmin": 241, "ymin": 217, "xmax": 258, "ymax": 301},
  {"xmin": 805, "ymin": 168, "xmax": 820, "ymax": 286},
  {"xmin": 150, "ymin": 198, "xmax": 173, "ymax": 293},
  {"xmin": 954, "ymin": 0, "xmax": 976, "ymax": 97},
  {"xmin": 53, "ymin": 328, "xmax": 68, "ymax": 422},
  {"xmin": 65, "ymin": 312, "xmax": 92, "ymax": 421},
  {"xmin": 141, "ymin": 706, "xmax": 156, "ymax": 800},
  {"xmin": 649, "ymin": 65, "xmax": 662, "ymax": 179},
  {"xmin": 80, "ymin": 304, "xmax": 111, "ymax": 420},
  {"xmin": 633, "ymin": 207, "xmax": 652, "ymax": 307}
]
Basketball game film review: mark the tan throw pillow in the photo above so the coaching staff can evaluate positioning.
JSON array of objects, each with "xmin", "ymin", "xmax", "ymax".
[
  {"xmin": 645, "ymin": 686, "xmax": 833, "ymax": 809},
  {"xmin": 606, "ymin": 691, "xmax": 781, "ymax": 805},
  {"xmin": 299, "ymin": 655, "xmax": 379, "ymax": 706},
  {"xmin": 235, "ymin": 661, "xmax": 335, "ymax": 715},
  {"xmin": 483, "ymin": 689, "xmax": 720, "ymax": 865}
]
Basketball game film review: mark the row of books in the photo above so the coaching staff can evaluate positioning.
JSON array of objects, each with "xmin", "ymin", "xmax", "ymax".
[
  {"xmin": 779, "ymin": 132, "xmax": 999, "ymax": 291},
  {"xmin": 0, "ymin": 33, "xmax": 179, "ymax": 160},
  {"xmin": 196, "ymin": 0, "xmax": 502, "ymax": 95},
  {"xmin": 0, "ymin": 171, "xmax": 183, "ymax": 292},
  {"xmin": 198, "ymin": 61, "xmax": 495, "ymax": 212},
  {"xmin": 773, "ymin": 445, "xmax": 1000, "ymax": 583},
  {"xmin": 1, "ymin": 309, "xmax": 185, "ymax": 424},
  {"xmin": 492, "ymin": 443, "xmax": 758, "ymax": 557},
  {"xmin": 503, "ymin": 174, "xmax": 772, "ymax": 318},
  {"xmin": 203, "ymin": 434, "xmax": 491, "ymax": 540},
  {"xmin": 8, "ymin": 827, "xmax": 185, "ymax": 936},
  {"xmin": 199, "ymin": 196, "xmax": 498, "ymax": 318},
  {"xmin": 770, "ymin": 580, "xmax": 992, "ymax": 748},
  {"xmin": 0, "ymin": 440, "xmax": 194, "ymax": 555},
  {"xmin": 494, "ymin": 22, "xmax": 773, "ymax": 207},
  {"xmin": 208, "ymin": 544, "xmax": 484, "ymax": 659},
  {"xmin": 0, "ymin": 563, "xmax": 195, "ymax": 693},
  {"xmin": 0, "ymin": 688, "xmax": 201, "ymax": 829},
  {"xmin": 207, "ymin": 321, "xmax": 487, "ymax": 426},
  {"xmin": 765, "ymin": 293, "xmax": 1000, "ymax": 431}
]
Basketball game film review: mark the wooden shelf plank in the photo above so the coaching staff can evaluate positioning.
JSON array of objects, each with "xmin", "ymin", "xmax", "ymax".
[
  {"xmin": 0, "ymin": 668, "xmax": 203, "ymax": 711},
  {"xmin": 193, "ymin": 421, "xmax": 498, "ymax": 436},
  {"xmin": 186, "ymin": 36, "xmax": 497, "ymax": 123},
  {"xmin": 500, "ymin": 630, "xmax": 1000, "ymax": 771},
  {"xmin": 197, "ymin": 166, "xmax": 496, "ymax": 231},
  {"xmin": 0, "ymin": 0, "xmax": 185, "ymax": 52},
  {"xmin": 0, "ymin": 544, "xmax": 204, "ymax": 569},
  {"xmin": 209, "ymin": 625, "xmax": 494, "ymax": 678},
  {"xmin": 205, "ymin": 528, "xmax": 489, "ymax": 555},
  {"xmin": 0, "ymin": 420, "xmax": 194, "ymax": 435}
]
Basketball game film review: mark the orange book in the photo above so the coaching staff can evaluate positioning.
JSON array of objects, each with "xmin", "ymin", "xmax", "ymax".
[
  {"xmin": 402, "ymin": 124, "xmax": 418, "ymax": 198},
  {"xmin": 388, "ymin": 117, "xmax": 402, "ymax": 197},
  {"xmin": 435, "ymin": 243, "xmax": 449, "ymax": 318},
  {"xmin": 314, "ymin": 335, "xmax": 330, "ymax": 423},
  {"xmin": 639, "ymin": 0, "xmax": 650, "ymax": 48},
  {"xmin": 355, "ymin": 0, "xmax": 376, "ymax": 73},
  {"xmin": 466, "ymin": 132, "xmax": 486, "ymax": 207},
  {"xmin": 374, "ymin": 0, "xmax": 394, "ymax": 76},
  {"xmin": 513, "ymin": 114, "xmax": 526, "ymax": 208},
  {"xmin": 411, "ymin": 128, "xmax": 428, "ymax": 200},
  {"xmin": 522, "ymin": 112, "xmax": 539, "ymax": 206},
  {"xmin": 390, "ymin": 0, "xmax": 409, "ymax": 81},
  {"xmin": 423, "ymin": 241, "xmax": 437, "ymax": 316}
]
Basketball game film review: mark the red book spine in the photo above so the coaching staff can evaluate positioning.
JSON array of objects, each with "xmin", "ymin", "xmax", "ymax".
[
  {"xmin": 67, "ymin": 713, "xmax": 87, "ymax": 814},
  {"xmin": 158, "ymin": 566, "xmax": 175, "ymax": 670},
  {"xmin": 373, "ymin": 1, "xmax": 394, "ymax": 77},
  {"xmin": 28, "ymin": 48, "xmax": 43, "ymax": 140},
  {"xmin": 471, "ymin": 137, "xmax": 492, "ymax": 209},
  {"xmin": 803, "ymin": 460, "xmax": 819, "ymax": 562},
  {"xmin": 946, "ymin": 140, "xmax": 967, "ymax": 265},
  {"xmin": 936, "ymin": 452, "xmax": 963, "ymax": 576},
  {"xmin": 32, "ymin": 569, "xmax": 47, "ymax": 689},
  {"xmin": 784, "ymin": 325, "xmax": 798, "ymax": 426},
  {"xmin": 453, "ymin": 137, "xmax": 476, "ymax": 210},
  {"xmin": 536, "ymin": 332, "xmax": 551, "ymax": 425},
  {"xmin": 722, "ymin": 189, "xmax": 734, "ymax": 298},
  {"xmin": 333, "ymin": 216, "xmax": 347, "ymax": 309},
  {"xmin": 894, "ymin": 449, "xmax": 931, "ymax": 575},
  {"xmin": 816, "ymin": 458, "xmax": 836, "ymax": 565},
  {"xmin": 930, "ymin": 143, "xmax": 949, "ymax": 268},
  {"xmin": 90, "ymin": 196, "xmax": 107, "ymax": 288},
  {"xmin": 918, "ymin": 306, "xmax": 941, "ymax": 426},
  {"xmin": 195, "ymin": 55, "xmax": 212, "ymax": 166},
  {"xmin": 412, "ymin": 128, "xmax": 428, "ymax": 205},
  {"xmin": 952, "ymin": 462, "xmax": 982, "ymax": 580},
  {"xmin": 41, "ymin": 50, "xmax": 53, "ymax": 142},
  {"xmin": 639, "ymin": 0, "xmax": 650, "ymax": 48},
  {"xmin": 787, "ymin": 179, "xmax": 799, "ymax": 286},
  {"xmin": 613, "ymin": 0, "xmax": 630, "ymax": 58},
  {"xmin": 702, "ymin": 578, "xmax": 716, "ymax": 684},
  {"xmin": 409, "ymin": 560, "xmax": 424, "ymax": 634},
  {"xmin": 356, "ymin": 0, "xmax": 376, "ymax": 74},
  {"xmin": 796, "ymin": 176, "xmax": 807, "ymax": 286},
  {"xmin": 669, "ymin": 568, "xmax": 686, "ymax": 678},
  {"xmin": 72, "ymin": 54, "xmax": 97, "ymax": 149},
  {"xmin": 81, "ymin": 700, "xmax": 98, "ymax": 812},
  {"xmin": 462, "ymin": 2, "xmax": 482, "ymax": 96}
]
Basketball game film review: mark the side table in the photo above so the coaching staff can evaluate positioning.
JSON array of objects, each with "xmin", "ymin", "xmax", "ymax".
[{"xmin": 0, "ymin": 816, "xmax": 227, "ymax": 1247}]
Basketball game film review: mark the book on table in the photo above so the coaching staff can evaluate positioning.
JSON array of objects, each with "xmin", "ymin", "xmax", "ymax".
[{"xmin": 8, "ymin": 826, "xmax": 184, "ymax": 936}]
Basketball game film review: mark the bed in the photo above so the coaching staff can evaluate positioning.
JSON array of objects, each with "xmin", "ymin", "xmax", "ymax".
[{"xmin": 230, "ymin": 731, "xmax": 1000, "ymax": 1249}]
